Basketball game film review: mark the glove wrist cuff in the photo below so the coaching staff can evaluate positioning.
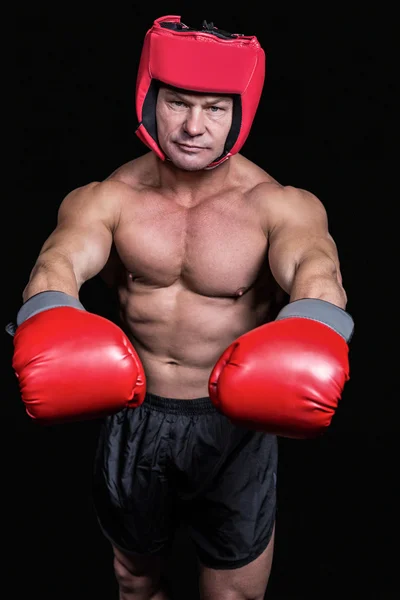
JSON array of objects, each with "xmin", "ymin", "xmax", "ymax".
[
  {"xmin": 276, "ymin": 298, "xmax": 354, "ymax": 342},
  {"xmin": 16, "ymin": 291, "xmax": 85, "ymax": 326}
]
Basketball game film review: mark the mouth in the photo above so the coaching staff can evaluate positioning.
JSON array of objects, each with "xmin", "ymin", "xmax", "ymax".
[{"xmin": 176, "ymin": 143, "xmax": 207, "ymax": 152}]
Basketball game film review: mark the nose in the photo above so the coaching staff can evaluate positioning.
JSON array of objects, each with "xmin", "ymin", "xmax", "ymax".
[{"xmin": 183, "ymin": 107, "xmax": 205, "ymax": 137}]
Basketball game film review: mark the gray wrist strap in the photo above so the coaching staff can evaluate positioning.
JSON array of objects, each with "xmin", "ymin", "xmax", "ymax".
[
  {"xmin": 16, "ymin": 291, "xmax": 85, "ymax": 326},
  {"xmin": 6, "ymin": 291, "xmax": 85, "ymax": 337},
  {"xmin": 276, "ymin": 298, "xmax": 354, "ymax": 342}
]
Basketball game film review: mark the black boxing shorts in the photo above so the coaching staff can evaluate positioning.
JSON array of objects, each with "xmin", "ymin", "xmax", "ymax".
[{"xmin": 92, "ymin": 392, "xmax": 278, "ymax": 570}]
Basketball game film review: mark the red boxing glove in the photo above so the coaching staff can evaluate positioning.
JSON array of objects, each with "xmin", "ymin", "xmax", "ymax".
[
  {"xmin": 10, "ymin": 291, "xmax": 146, "ymax": 424},
  {"xmin": 209, "ymin": 299, "xmax": 354, "ymax": 438}
]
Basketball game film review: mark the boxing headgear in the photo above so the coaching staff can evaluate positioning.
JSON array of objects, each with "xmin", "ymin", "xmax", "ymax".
[{"xmin": 135, "ymin": 15, "xmax": 266, "ymax": 169}]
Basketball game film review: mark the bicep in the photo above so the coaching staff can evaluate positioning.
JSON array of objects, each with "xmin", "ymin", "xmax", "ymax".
[
  {"xmin": 266, "ymin": 187, "xmax": 340, "ymax": 292},
  {"xmin": 38, "ymin": 183, "xmax": 117, "ymax": 286}
]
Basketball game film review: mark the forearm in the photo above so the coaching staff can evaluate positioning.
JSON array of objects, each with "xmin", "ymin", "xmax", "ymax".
[
  {"xmin": 289, "ymin": 254, "xmax": 347, "ymax": 309},
  {"xmin": 23, "ymin": 250, "xmax": 80, "ymax": 302}
]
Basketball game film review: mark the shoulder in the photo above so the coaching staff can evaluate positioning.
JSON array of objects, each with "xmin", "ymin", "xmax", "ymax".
[
  {"xmin": 61, "ymin": 179, "xmax": 134, "ymax": 209},
  {"xmin": 251, "ymin": 183, "xmax": 328, "ymax": 232},
  {"xmin": 252, "ymin": 181, "xmax": 324, "ymax": 208},
  {"xmin": 58, "ymin": 179, "xmax": 136, "ymax": 231}
]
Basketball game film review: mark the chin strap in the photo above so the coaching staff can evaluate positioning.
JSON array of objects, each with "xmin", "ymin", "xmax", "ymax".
[{"xmin": 204, "ymin": 155, "xmax": 231, "ymax": 170}]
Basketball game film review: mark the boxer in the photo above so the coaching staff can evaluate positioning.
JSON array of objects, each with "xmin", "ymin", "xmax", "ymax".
[{"xmin": 8, "ymin": 16, "xmax": 354, "ymax": 600}]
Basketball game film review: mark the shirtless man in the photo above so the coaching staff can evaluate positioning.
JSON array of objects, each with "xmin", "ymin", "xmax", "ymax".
[{"xmin": 8, "ymin": 16, "xmax": 354, "ymax": 600}]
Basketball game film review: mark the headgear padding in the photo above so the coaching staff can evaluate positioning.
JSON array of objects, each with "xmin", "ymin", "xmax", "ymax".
[{"xmin": 135, "ymin": 15, "xmax": 266, "ymax": 168}]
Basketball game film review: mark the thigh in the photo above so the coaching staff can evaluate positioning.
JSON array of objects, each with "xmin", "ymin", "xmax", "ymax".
[
  {"xmin": 198, "ymin": 525, "xmax": 275, "ymax": 600},
  {"xmin": 92, "ymin": 405, "xmax": 178, "ymax": 557},
  {"xmin": 187, "ymin": 431, "xmax": 278, "ymax": 570}
]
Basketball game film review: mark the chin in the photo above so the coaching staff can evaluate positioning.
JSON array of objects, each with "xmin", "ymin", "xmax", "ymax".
[
  {"xmin": 163, "ymin": 142, "xmax": 222, "ymax": 171},
  {"xmin": 171, "ymin": 159, "xmax": 208, "ymax": 171},
  {"xmin": 169, "ymin": 154, "xmax": 220, "ymax": 172}
]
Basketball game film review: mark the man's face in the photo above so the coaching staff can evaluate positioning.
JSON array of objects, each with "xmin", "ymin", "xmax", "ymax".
[{"xmin": 155, "ymin": 86, "xmax": 234, "ymax": 171}]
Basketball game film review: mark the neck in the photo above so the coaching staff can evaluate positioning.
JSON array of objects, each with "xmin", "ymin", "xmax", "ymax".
[{"xmin": 154, "ymin": 155, "xmax": 232, "ymax": 205}]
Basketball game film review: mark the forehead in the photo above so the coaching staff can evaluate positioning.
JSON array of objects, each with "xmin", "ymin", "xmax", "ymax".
[{"xmin": 158, "ymin": 84, "xmax": 233, "ymax": 104}]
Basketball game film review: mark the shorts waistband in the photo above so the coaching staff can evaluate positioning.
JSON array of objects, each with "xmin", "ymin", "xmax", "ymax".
[{"xmin": 144, "ymin": 392, "xmax": 218, "ymax": 415}]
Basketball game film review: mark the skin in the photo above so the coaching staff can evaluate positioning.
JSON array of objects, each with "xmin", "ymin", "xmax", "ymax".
[
  {"xmin": 21, "ymin": 86, "xmax": 347, "ymax": 599},
  {"xmin": 155, "ymin": 86, "xmax": 234, "ymax": 171}
]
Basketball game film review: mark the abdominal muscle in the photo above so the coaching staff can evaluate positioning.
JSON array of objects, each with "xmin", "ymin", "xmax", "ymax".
[{"xmin": 117, "ymin": 279, "xmax": 276, "ymax": 400}]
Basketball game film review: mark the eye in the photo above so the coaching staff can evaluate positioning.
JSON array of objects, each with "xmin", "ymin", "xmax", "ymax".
[
  {"xmin": 171, "ymin": 100, "xmax": 186, "ymax": 107},
  {"xmin": 209, "ymin": 106, "xmax": 223, "ymax": 112}
]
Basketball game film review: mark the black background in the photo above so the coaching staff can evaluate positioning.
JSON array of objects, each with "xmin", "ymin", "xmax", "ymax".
[{"xmin": 5, "ymin": 4, "xmax": 396, "ymax": 599}]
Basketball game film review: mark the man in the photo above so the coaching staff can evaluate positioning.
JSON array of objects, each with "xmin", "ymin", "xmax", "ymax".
[{"xmin": 8, "ymin": 16, "xmax": 354, "ymax": 600}]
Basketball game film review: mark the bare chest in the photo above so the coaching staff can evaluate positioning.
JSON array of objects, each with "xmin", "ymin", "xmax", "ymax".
[{"xmin": 114, "ymin": 195, "xmax": 268, "ymax": 297}]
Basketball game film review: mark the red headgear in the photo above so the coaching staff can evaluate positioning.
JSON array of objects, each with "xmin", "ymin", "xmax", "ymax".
[{"xmin": 135, "ymin": 15, "xmax": 266, "ymax": 169}]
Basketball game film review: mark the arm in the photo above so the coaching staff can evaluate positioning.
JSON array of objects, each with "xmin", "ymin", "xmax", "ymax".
[
  {"xmin": 10, "ymin": 180, "xmax": 146, "ymax": 424},
  {"xmin": 209, "ymin": 183, "xmax": 353, "ymax": 438},
  {"xmin": 22, "ymin": 180, "xmax": 123, "ymax": 302},
  {"xmin": 265, "ymin": 185, "xmax": 347, "ymax": 309}
]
